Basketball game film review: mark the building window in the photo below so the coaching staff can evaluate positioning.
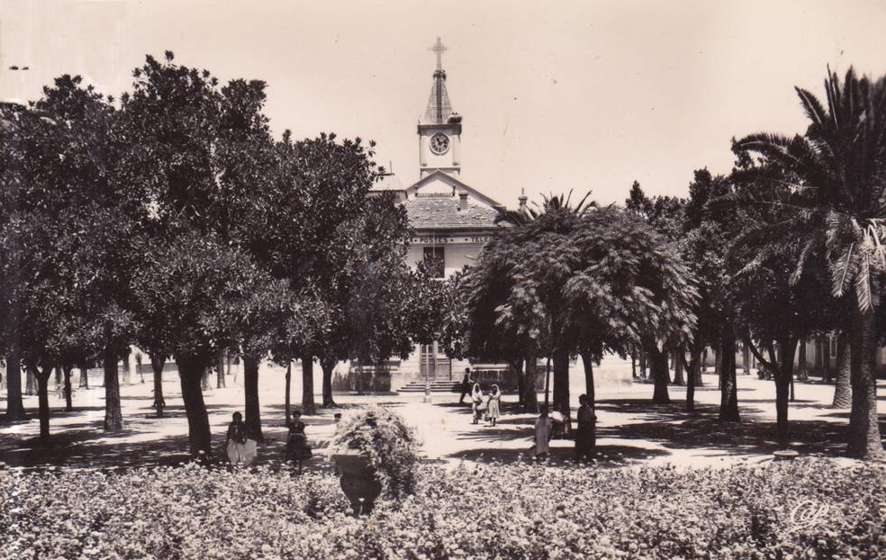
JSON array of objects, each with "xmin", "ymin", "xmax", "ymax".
[{"xmin": 423, "ymin": 246, "xmax": 445, "ymax": 278}]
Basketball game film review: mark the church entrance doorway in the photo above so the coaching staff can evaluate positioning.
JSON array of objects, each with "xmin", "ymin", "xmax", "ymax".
[{"xmin": 419, "ymin": 342, "xmax": 452, "ymax": 381}]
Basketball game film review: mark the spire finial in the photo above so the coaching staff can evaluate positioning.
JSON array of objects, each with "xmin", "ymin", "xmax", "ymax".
[{"xmin": 430, "ymin": 36, "xmax": 447, "ymax": 71}]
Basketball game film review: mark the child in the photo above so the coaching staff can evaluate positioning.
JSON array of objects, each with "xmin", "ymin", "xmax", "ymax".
[
  {"xmin": 471, "ymin": 384, "xmax": 484, "ymax": 425},
  {"xmin": 534, "ymin": 408, "xmax": 553, "ymax": 458},
  {"xmin": 486, "ymin": 384, "xmax": 501, "ymax": 426}
]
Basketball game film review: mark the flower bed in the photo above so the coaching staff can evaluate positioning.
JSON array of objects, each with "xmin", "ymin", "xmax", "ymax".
[{"xmin": 1, "ymin": 459, "xmax": 883, "ymax": 559}]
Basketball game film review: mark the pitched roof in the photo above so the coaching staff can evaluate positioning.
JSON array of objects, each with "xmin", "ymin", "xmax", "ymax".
[
  {"xmin": 370, "ymin": 173, "xmax": 404, "ymax": 191},
  {"xmin": 405, "ymin": 170, "xmax": 503, "ymax": 208},
  {"xmin": 403, "ymin": 195, "xmax": 501, "ymax": 230}
]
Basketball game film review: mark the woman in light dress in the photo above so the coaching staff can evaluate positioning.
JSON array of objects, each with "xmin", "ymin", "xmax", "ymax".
[
  {"xmin": 534, "ymin": 408, "xmax": 553, "ymax": 458},
  {"xmin": 226, "ymin": 411, "xmax": 257, "ymax": 465},
  {"xmin": 471, "ymin": 383, "xmax": 484, "ymax": 425},
  {"xmin": 486, "ymin": 384, "xmax": 501, "ymax": 426}
]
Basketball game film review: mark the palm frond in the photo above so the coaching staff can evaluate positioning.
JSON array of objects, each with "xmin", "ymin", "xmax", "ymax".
[
  {"xmin": 795, "ymin": 87, "xmax": 829, "ymax": 130},
  {"xmin": 854, "ymin": 247, "xmax": 872, "ymax": 311}
]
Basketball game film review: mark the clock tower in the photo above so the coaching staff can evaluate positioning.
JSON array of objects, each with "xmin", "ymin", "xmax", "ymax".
[{"xmin": 418, "ymin": 37, "xmax": 462, "ymax": 178}]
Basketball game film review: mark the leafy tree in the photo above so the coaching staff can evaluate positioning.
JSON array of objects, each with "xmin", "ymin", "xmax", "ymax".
[
  {"xmin": 565, "ymin": 206, "xmax": 698, "ymax": 406},
  {"xmin": 469, "ymin": 193, "xmax": 697, "ymax": 427},
  {"xmin": 260, "ymin": 131, "xmax": 381, "ymax": 414},
  {"xmin": 119, "ymin": 52, "xmax": 283, "ymax": 436},
  {"xmin": 0, "ymin": 75, "xmax": 139, "ymax": 435},
  {"xmin": 132, "ymin": 233, "xmax": 273, "ymax": 456},
  {"xmin": 734, "ymin": 67, "xmax": 886, "ymax": 458}
]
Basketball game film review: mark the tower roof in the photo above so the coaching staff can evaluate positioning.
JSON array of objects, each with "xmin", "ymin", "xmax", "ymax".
[{"xmin": 421, "ymin": 37, "xmax": 455, "ymax": 124}]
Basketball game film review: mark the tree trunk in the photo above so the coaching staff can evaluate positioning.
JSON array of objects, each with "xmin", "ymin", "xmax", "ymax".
[
  {"xmin": 150, "ymin": 353, "xmax": 166, "ymax": 417},
  {"xmin": 697, "ymin": 348, "xmax": 706, "ymax": 386},
  {"xmin": 201, "ymin": 367, "xmax": 210, "ymax": 391},
  {"xmin": 284, "ymin": 360, "xmax": 292, "ymax": 424},
  {"xmin": 243, "ymin": 353, "xmax": 263, "ymax": 442},
  {"xmin": 176, "ymin": 355, "xmax": 212, "ymax": 457},
  {"xmin": 512, "ymin": 357, "xmax": 525, "ymax": 406},
  {"xmin": 638, "ymin": 347, "xmax": 647, "ymax": 379},
  {"xmin": 718, "ymin": 334, "xmax": 740, "ymax": 423},
  {"xmin": 672, "ymin": 350, "xmax": 685, "ymax": 386},
  {"xmin": 103, "ymin": 342, "xmax": 123, "ymax": 432},
  {"xmin": 320, "ymin": 356, "xmax": 336, "ymax": 407},
  {"xmin": 552, "ymin": 349, "xmax": 571, "ymax": 425},
  {"xmin": 121, "ymin": 348, "xmax": 131, "ymax": 385},
  {"xmin": 650, "ymin": 345, "xmax": 670, "ymax": 403},
  {"xmin": 631, "ymin": 353, "xmax": 637, "ymax": 379},
  {"xmin": 4, "ymin": 350, "xmax": 25, "ymax": 420},
  {"xmin": 79, "ymin": 362, "xmax": 89, "ymax": 389},
  {"xmin": 773, "ymin": 338, "xmax": 797, "ymax": 446},
  {"xmin": 742, "ymin": 343, "xmax": 751, "ymax": 375},
  {"xmin": 685, "ymin": 350, "xmax": 699, "ymax": 412},
  {"xmin": 832, "ymin": 333, "xmax": 851, "ymax": 408},
  {"xmin": 62, "ymin": 364, "xmax": 73, "ymax": 411},
  {"xmin": 35, "ymin": 366, "xmax": 51, "ymax": 440},
  {"xmin": 54, "ymin": 366, "xmax": 62, "ymax": 387},
  {"xmin": 301, "ymin": 354, "xmax": 316, "ymax": 415},
  {"xmin": 216, "ymin": 348, "xmax": 226, "ymax": 389},
  {"xmin": 523, "ymin": 353, "xmax": 539, "ymax": 412},
  {"xmin": 692, "ymin": 350, "xmax": 703, "ymax": 387},
  {"xmin": 797, "ymin": 341, "xmax": 808, "ymax": 381},
  {"xmin": 774, "ymin": 374, "xmax": 790, "ymax": 446},
  {"xmin": 580, "ymin": 350, "xmax": 596, "ymax": 405},
  {"xmin": 848, "ymin": 303, "xmax": 884, "ymax": 459},
  {"xmin": 25, "ymin": 367, "xmax": 36, "ymax": 395},
  {"xmin": 822, "ymin": 336, "xmax": 835, "ymax": 382}
]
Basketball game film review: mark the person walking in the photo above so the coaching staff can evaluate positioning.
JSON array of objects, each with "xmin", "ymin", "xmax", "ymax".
[
  {"xmin": 575, "ymin": 394, "xmax": 597, "ymax": 461},
  {"xmin": 471, "ymin": 383, "xmax": 484, "ymax": 424},
  {"xmin": 458, "ymin": 367, "xmax": 473, "ymax": 405},
  {"xmin": 534, "ymin": 408, "xmax": 553, "ymax": 458},
  {"xmin": 486, "ymin": 384, "xmax": 501, "ymax": 426}
]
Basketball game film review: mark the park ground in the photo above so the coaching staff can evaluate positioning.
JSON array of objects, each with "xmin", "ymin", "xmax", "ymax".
[{"xmin": 1, "ymin": 357, "xmax": 884, "ymax": 470}]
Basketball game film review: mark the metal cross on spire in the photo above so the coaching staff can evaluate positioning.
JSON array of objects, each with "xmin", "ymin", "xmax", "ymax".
[{"xmin": 430, "ymin": 36, "xmax": 447, "ymax": 71}]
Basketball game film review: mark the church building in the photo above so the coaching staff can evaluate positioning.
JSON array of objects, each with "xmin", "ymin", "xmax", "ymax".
[{"xmin": 367, "ymin": 38, "xmax": 512, "ymax": 391}]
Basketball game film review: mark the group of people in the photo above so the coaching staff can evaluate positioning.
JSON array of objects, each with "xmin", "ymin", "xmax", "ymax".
[
  {"xmin": 224, "ymin": 410, "xmax": 313, "ymax": 468},
  {"xmin": 534, "ymin": 394, "xmax": 597, "ymax": 461},
  {"xmin": 459, "ymin": 367, "xmax": 598, "ymax": 461},
  {"xmin": 459, "ymin": 367, "xmax": 502, "ymax": 426}
]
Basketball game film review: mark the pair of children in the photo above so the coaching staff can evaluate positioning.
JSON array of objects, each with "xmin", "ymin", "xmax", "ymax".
[{"xmin": 471, "ymin": 383, "xmax": 502, "ymax": 426}]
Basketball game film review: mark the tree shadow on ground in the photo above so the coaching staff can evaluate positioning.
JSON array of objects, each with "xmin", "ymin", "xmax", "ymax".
[
  {"xmin": 447, "ymin": 444, "xmax": 670, "ymax": 468},
  {"xmin": 598, "ymin": 413, "xmax": 885, "ymax": 458},
  {"xmin": 0, "ymin": 405, "xmax": 106, "ymax": 425},
  {"xmin": 593, "ymin": 399, "xmax": 766, "ymax": 421},
  {"xmin": 0, "ymin": 427, "xmax": 333, "ymax": 470},
  {"xmin": 453, "ymin": 426, "xmax": 539, "ymax": 442}
]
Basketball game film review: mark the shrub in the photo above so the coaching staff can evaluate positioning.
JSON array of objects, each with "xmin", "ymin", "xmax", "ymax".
[
  {"xmin": 0, "ymin": 459, "xmax": 883, "ymax": 559},
  {"xmin": 329, "ymin": 405, "xmax": 419, "ymax": 499}
]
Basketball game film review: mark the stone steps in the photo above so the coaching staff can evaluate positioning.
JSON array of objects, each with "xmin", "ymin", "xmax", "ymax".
[{"xmin": 397, "ymin": 380, "xmax": 458, "ymax": 393}]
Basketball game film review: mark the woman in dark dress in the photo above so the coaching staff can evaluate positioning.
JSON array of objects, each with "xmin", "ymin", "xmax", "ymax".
[
  {"xmin": 286, "ymin": 410, "xmax": 312, "ymax": 471},
  {"xmin": 575, "ymin": 394, "xmax": 597, "ymax": 461}
]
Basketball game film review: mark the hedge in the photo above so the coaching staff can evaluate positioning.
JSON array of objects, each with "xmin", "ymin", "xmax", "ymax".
[{"xmin": 1, "ymin": 459, "xmax": 883, "ymax": 559}]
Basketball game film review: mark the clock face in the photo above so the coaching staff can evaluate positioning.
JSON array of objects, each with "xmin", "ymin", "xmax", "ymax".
[{"xmin": 430, "ymin": 132, "xmax": 450, "ymax": 155}]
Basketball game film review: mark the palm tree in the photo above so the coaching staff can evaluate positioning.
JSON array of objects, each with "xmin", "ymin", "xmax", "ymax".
[{"xmin": 737, "ymin": 67, "xmax": 886, "ymax": 459}]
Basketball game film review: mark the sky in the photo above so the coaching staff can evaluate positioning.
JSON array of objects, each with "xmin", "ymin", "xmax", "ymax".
[{"xmin": 2, "ymin": 0, "xmax": 885, "ymax": 207}]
